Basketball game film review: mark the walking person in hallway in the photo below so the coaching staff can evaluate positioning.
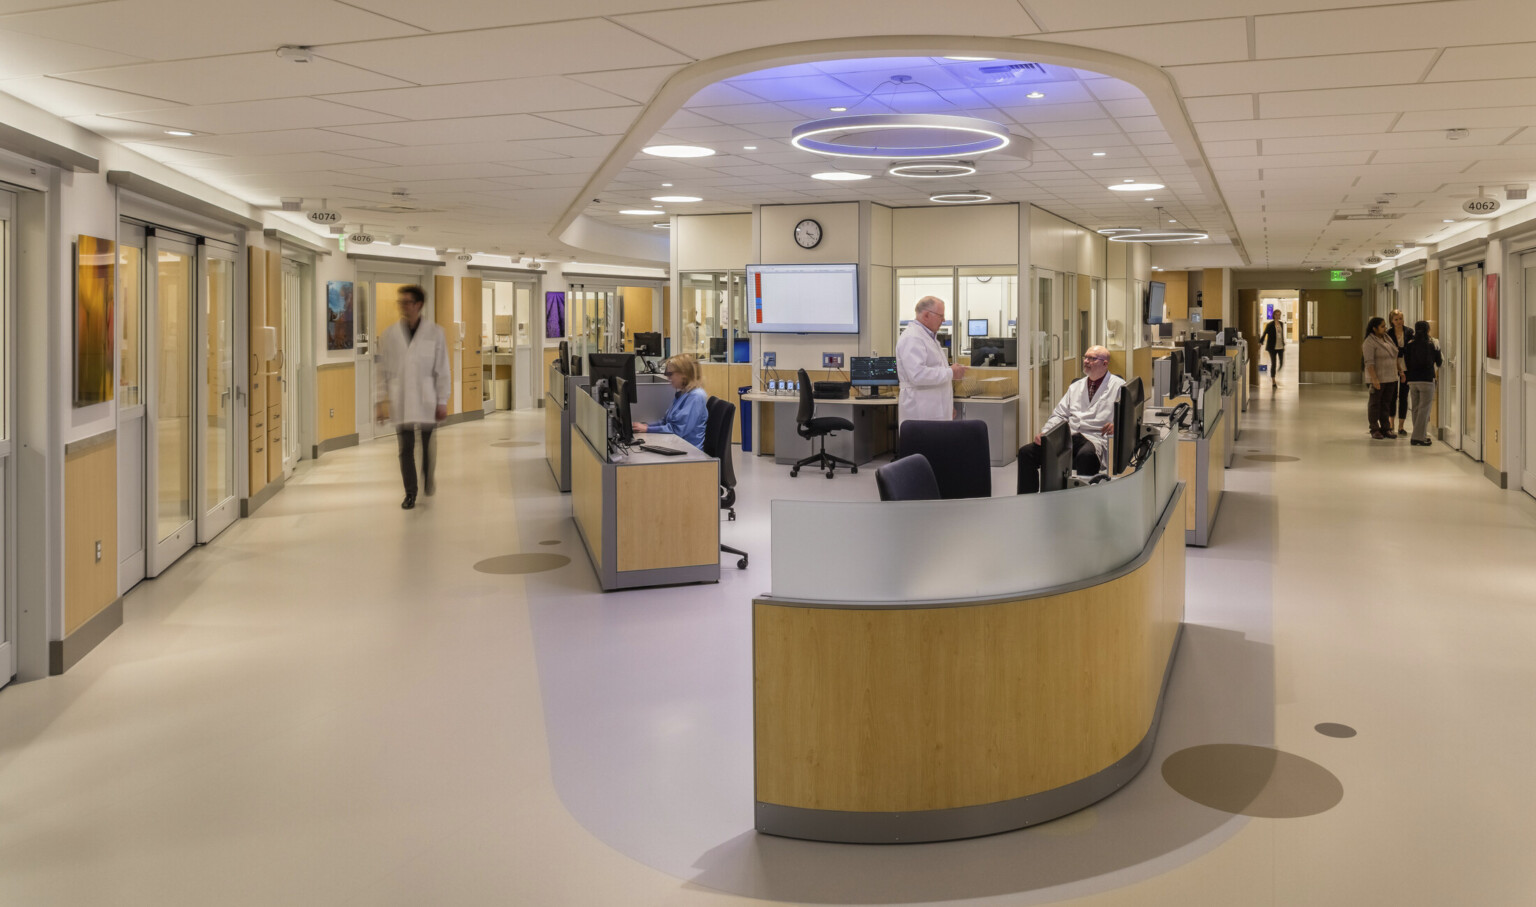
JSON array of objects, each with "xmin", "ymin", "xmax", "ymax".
[
  {"xmin": 1385, "ymin": 309, "xmax": 1413, "ymax": 438},
  {"xmin": 375, "ymin": 284, "xmax": 450, "ymax": 509},
  {"xmin": 1402, "ymin": 320, "xmax": 1442, "ymax": 447},
  {"xmin": 1259, "ymin": 312, "xmax": 1286, "ymax": 388},
  {"xmin": 1362, "ymin": 316, "xmax": 1401, "ymax": 440}
]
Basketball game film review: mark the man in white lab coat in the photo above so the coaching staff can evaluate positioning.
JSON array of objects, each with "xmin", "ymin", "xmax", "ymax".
[
  {"xmin": 896, "ymin": 296, "xmax": 967, "ymax": 424},
  {"xmin": 375, "ymin": 284, "xmax": 451, "ymax": 509},
  {"xmin": 1017, "ymin": 345, "xmax": 1124, "ymax": 493}
]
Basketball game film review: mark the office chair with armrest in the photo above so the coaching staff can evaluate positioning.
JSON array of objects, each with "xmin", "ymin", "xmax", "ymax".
[
  {"xmin": 898, "ymin": 419, "xmax": 991, "ymax": 499},
  {"xmin": 876, "ymin": 454, "xmax": 941, "ymax": 501},
  {"xmin": 703, "ymin": 396, "xmax": 748, "ymax": 569},
  {"xmin": 792, "ymin": 368, "xmax": 856, "ymax": 479}
]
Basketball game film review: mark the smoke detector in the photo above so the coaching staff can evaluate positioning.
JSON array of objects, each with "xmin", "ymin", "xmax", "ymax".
[
  {"xmin": 279, "ymin": 197, "xmax": 302, "ymax": 211},
  {"xmin": 1445, "ymin": 128, "xmax": 1469, "ymax": 141},
  {"xmin": 276, "ymin": 45, "xmax": 313, "ymax": 63}
]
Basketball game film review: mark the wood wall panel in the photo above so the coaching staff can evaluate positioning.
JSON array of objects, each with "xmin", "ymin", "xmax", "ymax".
[
  {"xmin": 1485, "ymin": 373, "xmax": 1502, "ymax": 470},
  {"xmin": 572, "ymin": 436, "xmax": 604, "ymax": 566},
  {"xmin": 248, "ymin": 249, "xmax": 269, "ymax": 497},
  {"xmin": 434, "ymin": 275, "xmax": 458, "ymax": 414},
  {"xmin": 1162, "ymin": 271, "xmax": 1191, "ymax": 321},
  {"xmin": 615, "ymin": 461, "xmax": 718, "ymax": 572},
  {"xmin": 65, "ymin": 439, "xmax": 118, "ymax": 636},
  {"xmin": 317, "ymin": 363, "xmax": 356, "ymax": 442},
  {"xmin": 754, "ymin": 512, "xmax": 1185, "ymax": 813},
  {"xmin": 1203, "ymin": 268, "xmax": 1227, "ymax": 322}
]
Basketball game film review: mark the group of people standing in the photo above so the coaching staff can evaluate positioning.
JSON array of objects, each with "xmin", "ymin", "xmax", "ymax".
[{"xmin": 1363, "ymin": 309, "xmax": 1442, "ymax": 444}]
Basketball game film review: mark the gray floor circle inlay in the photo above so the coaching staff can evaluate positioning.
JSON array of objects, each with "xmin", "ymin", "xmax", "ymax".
[
  {"xmin": 1315, "ymin": 722, "xmax": 1357, "ymax": 738},
  {"xmin": 474, "ymin": 553, "xmax": 570, "ymax": 575},
  {"xmin": 1246, "ymin": 454, "xmax": 1301, "ymax": 462},
  {"xmin": 1162, "ymin": 744, "xmax": 1343, "ymax": 818},
  {"xmin": 492, "ymin": 440, "xmax": 539, "ymax": 448}
]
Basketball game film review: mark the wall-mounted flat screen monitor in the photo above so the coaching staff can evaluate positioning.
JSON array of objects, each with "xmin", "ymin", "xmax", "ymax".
[
  {"xmin": 745, "ymin": 263, "xmax": 859, "ymax": 334},
  {"xmin": 967, "ymin": 318, "xmax": 989, "ymax": 337},
  {"xmin": 1144, "ymin": 280, "xmax": 1166, "ymax": 325}
]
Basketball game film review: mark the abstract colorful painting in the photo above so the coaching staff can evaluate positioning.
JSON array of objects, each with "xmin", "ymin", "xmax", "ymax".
[
  {"xmin": 327, "ymin": 280, "xmax": 354, "ymax": 351},
  {"xmin": 74, "ymin": 235, "xmax": 115, "ymax": 407}
]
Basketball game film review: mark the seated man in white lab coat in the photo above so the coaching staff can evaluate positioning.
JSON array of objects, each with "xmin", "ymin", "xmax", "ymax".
[
  {"xmin": 896, "ymin": 296, "xmax": 967, "ymax": 424},
  {"xmin": 1017, "ymin": 345, "xmax": 1124, "ymax": 493}
]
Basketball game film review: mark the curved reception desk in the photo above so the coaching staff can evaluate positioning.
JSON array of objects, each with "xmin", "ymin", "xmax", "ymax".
[{"xmin": 753, "ymin": 432, "xmax": 1186, "ymax": 843}]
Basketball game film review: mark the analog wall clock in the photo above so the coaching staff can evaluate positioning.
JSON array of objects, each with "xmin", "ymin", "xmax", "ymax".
[{"xmin": 794, "ymin": 218, "xmax": 823, "ymax": 249}]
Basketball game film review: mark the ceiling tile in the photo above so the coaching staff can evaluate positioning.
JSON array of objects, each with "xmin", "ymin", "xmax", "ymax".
[
  {"xmin": 536, "ymin": 107, "xmax": 642, "ymax": 136},
  {"xmin": 319, "ymin": 20, "xmax": 689, "ymax": 85},
  {"xmin": 100, "ymin": 97, "xmax": 399, "ymax": 133},
  {"xmin": 0, "ymin": 0, "xmax": 421, "ymax": 60},
  {"xmin": 683, "ymin": 102, "xmax": 797, "ymax": 125},
  {"xmin": 1171, "ymin": 49, "xmax": 1437, "ymax": 98},
  {"xmin": 320, "ymin": 75, "xmax": 641, "ymax": 123},
  {"xmin": 327, "ymin": 114, "xmax": 593, "ymax": 146},
  {"xmin": 343, "ymin": 141, "xmax": 573, "ymax": 167},
  {"xmin": 333, "ymin": 0, "xmax": 726, "ymax": 31},
  {"xmin": 1394, "ymin": 106, "xmax": 1536, "ymax": 131},
  {"xmin": 178, "ymin": 151, "xmax": 395, "ymax": 176},
  {"xmin": 1256, "ymin": 0, "xmax": 1536, "ymax": 58},
  {"xmin": 335, "ymin": 162, "xmax": 533, "ymax": 182},
  {"xmin": 1261, "ymin": 78, "xmax": 1536, "ymax": 119},
  {"xmin": 1262, "ymin": 128, "xmax": 1515, "ymax": 155},
  {"xmin": 1185, "ymin": 95, "xmax": 1254, "ymax": 123},
  {"xmin": 0, "ymin": 74, "xmax": 170, "ymax": 116},
  {"xmin": 57, "ymin": 53, "xmax": 412, "ymax": 106},
  {"xmin": 0, "ymin": 26, "xmax": 143, "ymax": 79},
  {"xmin": 134, "ymin": 128, "xmax": 399, "ymax": 157},
  {"xmin": 613, "ymin": 0, "xmax": 1039, "ymax": 59},
  {"xmin": 567, "ymin": 65, "xmax": 683, "ymax": 105},
  {"xmin": 1427, "ymin": 41, "xmax": 1536, "ymax": 81},
  {"xmin": 1197, "ymin": 113, "xmax": 1396, "ymax": 142},
  {"xmin": 1041, "ymin": 18, "xmax": 1250, "ymax": 67}
]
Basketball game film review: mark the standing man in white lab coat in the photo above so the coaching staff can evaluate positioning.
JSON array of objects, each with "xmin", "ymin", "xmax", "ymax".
[
  {"xmin": 375, "ymin": 284, "xmax": 451, "ymax": 510},
  {"xmin": 896, "ymin": 296, "xmax": 967, "ymax": 424}
]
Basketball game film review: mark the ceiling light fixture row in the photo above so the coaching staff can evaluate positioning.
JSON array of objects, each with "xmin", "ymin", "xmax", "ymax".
[
  {"xmin": 929, "ymin": 191, "xmax": 992, "ymax": 204},
  {"xmin": 1106, "ymin": 207, "xmax": 1207, "ymax": 243},
  {"xmin": 888, "ymin": 159, "xmax": 976, "ymax": 178}
]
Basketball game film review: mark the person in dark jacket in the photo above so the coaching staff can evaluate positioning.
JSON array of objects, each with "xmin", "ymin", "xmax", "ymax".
[
  {"xmin": 1401, "ymin": 320, "xmax": 1442, "ymax": 446},
  {"xmin": 1259, "ymin": 314, "xmax": 1286, "ymax": 387},
  {"xmin": 1384, "ymin": 309, "xmax": 1413, "ymax": 438}
]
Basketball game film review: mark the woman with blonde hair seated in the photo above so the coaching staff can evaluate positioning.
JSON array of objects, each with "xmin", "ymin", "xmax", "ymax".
[{"xmin": 631, "ymin": 353, "xmax": 709, "ymax": 449}]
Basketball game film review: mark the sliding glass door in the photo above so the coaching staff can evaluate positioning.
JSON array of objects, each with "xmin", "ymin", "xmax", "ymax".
[
  {"xmin": 146, "ymin": 235, "xmax": 196, "ymax": 576},
  {"xmin": 197, "ymin": 245, "xmax": 237, "ymax": 543},
  {"xmin": 0, "ymin": 192, "xmax": 14, "ymax": 685}
]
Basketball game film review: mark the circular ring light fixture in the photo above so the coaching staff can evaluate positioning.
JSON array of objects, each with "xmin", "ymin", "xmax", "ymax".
[
  {"xmin": 651, "ymin": 195, "xmax": 702, "ymax": 203},
  {"xmin": 1108, "ymin": 182, "xmax": 1164, "ymax": 192},
  {"xmin": 811, "ymin": 171, "xmax": 872, "ymax": 181},
  {"xmin": 1096, "ymin": 226, "xmax": 1141, "ymax": 236},
  {"xmin": 642, "ymin": 145, "xmax": 715, "ymax": 158},
  {"xmin": 929, "ymin": 191, "xmax": 992, "ymax": 204},
  {"xmin": 888, "ymin": 159, "xmax": 977, "ymax": 178},
  {"xmin": 1107, "ymin": 230, "xmax": 1208, "ymax": 243},
  {"xmin": 792, "ymin": 114, "xmax": 1011, "ymax": 159}
]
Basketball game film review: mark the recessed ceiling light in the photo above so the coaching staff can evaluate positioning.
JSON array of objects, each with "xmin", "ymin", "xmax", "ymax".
[
  {"xmin": 164, "ymin": 130, "xmax": 194, "ymax": 136},
  {"xmin": 829, "ymin": 106, "xmax": 847, "ymax": 112},
  {"xmin": 943, "ymin": 56, "xmax": 995, "ymax": 61},
  {"xmin": 1169, "ymin": 219, "xmax": 1177, "ymax": 223},
  {"xmin": 1145, "ymin": 198, "xmax": 1155, "ymax": 201},
  {"xmin": 653, "ymin": 204, "xmax": 663, "ymax": 208},
  {"xmin": 1091, "ymin": 151, "xmax": 1106, "ymax": 157},
  {"xmin": 642, "ymin": 144, "xmax": 715, "ymax": 158},
  {"xmin": 743, "ymin": 145, "xmax": 757, "ymax": 150},
  {"xmin": 811, "ymin": 171, "xmax": 872, "ymax": 181},
  {"xmin": 930, "ymin": 191, "xmax": 992, "ymax": 204},
  {"xmin": 661, "ymin": 182, "xmax": 673, "ymax": 187},
  {"xmin": 1026, "ymin": 92, "xmax": 1045, "ymax": 99},
  {"xmin": 619, "ymin": 209, "xmax": 657, "ymax": 215},
  {"xmin": 1443, "ymin": 219, "xmax": 1456, "ymax": 223},
  {"xmin": 651, "ymin": 195, "xmax": 702, "ymax": 202},
  {"xmin": 1110, "ymin": 183, "xmax": 1164, "ymax": 191},
  {"xmin": 653, "ymin": 222, "xmax": 670, "ymax": 228}
]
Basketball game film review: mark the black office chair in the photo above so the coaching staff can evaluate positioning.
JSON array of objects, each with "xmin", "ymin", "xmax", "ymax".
[
  {"xmin": 898, "ymin": 419, "xmax": 991, "ymax": 499},
  {"xmin": 876, "ymin": 454, "xmax": 941, "ymax": 501},
  {"xmin": 792, "ymin": 368, "xmax": 856, "ymax": 479},
  {"xmin": 702, "ymin": 396, "xmax": 748, "ymax": 569}
]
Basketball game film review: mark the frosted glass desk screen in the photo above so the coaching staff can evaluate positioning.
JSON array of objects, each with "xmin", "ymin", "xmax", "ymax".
[{"xmin": 745, "ymin": 263, "xmax": 859, "ymax": 334}]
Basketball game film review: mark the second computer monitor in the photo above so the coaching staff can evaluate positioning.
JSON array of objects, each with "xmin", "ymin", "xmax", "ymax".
[
  {"xmin": 1039, "ymin": 421, "xmax": 1073, "ymax": 492},
  {"xmin": 970, "ymin": 337, "xmax": 1017, "ymax": 367},
  {"xmin": 1111, "ymin": 377, "xmax": 1146, "ymax": 476},
  {"xmin": 850, "ymin": 356, "xmax": 899, "ymax": 387},
  {"xmin": 587, "ymin": 352, "xmax": 638, "ymax": 404},
  {"xmin": 633, "ymin": 331, "xmax": 662, "ymax": 357},
  {"xmin": 967, "ymin": 318, "xmax": 989, "ymax": 337}
]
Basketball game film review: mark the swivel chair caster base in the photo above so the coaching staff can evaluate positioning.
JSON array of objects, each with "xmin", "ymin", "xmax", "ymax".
[
  {"xmin": 737, "ymin": 557, "xmax": 748, "ymax": 569},
  {"xmin": 790, "ymin": 467, "xmax": 800, "ymax": 477}
]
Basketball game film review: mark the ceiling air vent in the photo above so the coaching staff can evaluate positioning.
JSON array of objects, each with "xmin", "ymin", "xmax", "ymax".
[
  {"xmin": 350, "ymin": 203, "xmax": 444, "ymax": 215},
  {"xmin": 1332, "ymin": 213, "xmax": 1403, "ymax": 221},
  {"xmin": 977, "ymin": 62, "xmax": 1047, "ymax": 75}
]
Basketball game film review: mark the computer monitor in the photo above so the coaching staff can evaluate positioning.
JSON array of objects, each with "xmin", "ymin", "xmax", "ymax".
[
  {"xmin": 633, "ymin": 331, "xmax": 661, "ymax": 357},
  {"xmin": 556, "ymin": 340, "xmax": 570, "ymax": 375},
  {"xmin": 1039, "ymin": 421, "xmax": 1073, "ymax": 492},
  {"xmin": 587, "ymin": 352, "xmax": 637, "ymax": 404},
  {"xmin": 708, "ymin": 337, "xmax": 727, "ymax": 361},
  {"xmin": 609, "ymin": 377, "xmax": 635, "ymax": 447},
  {"xmin": 970, "ymin": 337, "xmax": 1017, "ymax": 367},
  {"xmin": 1180, "ymin": 339, "xmax": 1212, "ymax": 377},
  {"xmin": 850, "ymin": 356, "xmax": 899, "ymax": 387},
  {"xmin": 1112, "ymin": 377, "xmax": 1146, "ymax": 476},
  {"xmin": 937, "ymin": 331, "xmax": 951, "ymax": 350},
  {"xmin": 1144, "ymin": 281, "xmax": 1166, "ymax": 324},
  {"xmin": 733, "ymin": 337, "xmax": 750, "ymax": 362},
  {"xmin": 1164, "ymin": 348, "xmax": 1186, "ymax": 400},
  {"xmin": 967, "ymin": 318, "xmax": 989, "ymax": 337},
  {"xmin": 1203, "ymin": 319, "xmax": 1223, "ymax": 333}
]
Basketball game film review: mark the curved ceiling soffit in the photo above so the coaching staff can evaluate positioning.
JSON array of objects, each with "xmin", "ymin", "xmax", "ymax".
[{"xmin": 554, "ymin": 36, "xmax": 1248, "ymax": 267}]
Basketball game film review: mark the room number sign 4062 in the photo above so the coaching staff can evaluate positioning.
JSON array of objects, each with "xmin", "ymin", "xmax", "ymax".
[{"xmin": 1462, "ymin": 197, "xmax": 1501, "ymax": 215}]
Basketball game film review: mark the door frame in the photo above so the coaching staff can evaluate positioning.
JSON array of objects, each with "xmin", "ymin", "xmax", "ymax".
[
  {"xmin": 196, "ymin": 241, "xmax": 239, "ymax": 543},
  {"xmin": 355, "ymin": 264, "xmax": 433, "ymax": 442},
  {"xmin": 0, "ymin": 189, "xmax": 16, "ymax": 685},
  {"xmin": 116, "ymin": 221, "xmax": 148, "ymax": 592},
  {"xmin": 145, "ymin": 231, "xmax": 198, "ymax": 577}
]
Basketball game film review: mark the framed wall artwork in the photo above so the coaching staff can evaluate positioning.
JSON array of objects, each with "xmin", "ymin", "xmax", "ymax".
[
  {"xmin": 1486, "ymin": 273, "xmax": 1499, "ymax": 360},
  {"xmin": 327, "ymin": 280, "xmax": 354, "ymax": 351},
  {"xmin": 73, "ymin": 235, "xmax": 115, "ymax": 407}
]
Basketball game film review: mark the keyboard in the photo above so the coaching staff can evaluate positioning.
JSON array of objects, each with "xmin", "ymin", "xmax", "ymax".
[{"xmin": 638, "ymin": 443, "xmax": 686, "ymax": 457}]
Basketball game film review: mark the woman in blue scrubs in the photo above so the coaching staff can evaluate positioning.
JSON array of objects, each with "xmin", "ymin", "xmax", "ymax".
[{"xmin": 631, "ymin": 353, "xmax": 709, "ymax": 449}]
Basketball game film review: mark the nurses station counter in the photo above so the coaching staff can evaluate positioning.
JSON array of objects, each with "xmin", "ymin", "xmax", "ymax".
[
  {"xmin": 1170, "ymin": 386, "xmax": 1225, "ymax": 548},
  {"xmin": 752, "ymin": 431, "xmax": 1186, "ymax": 843},
  {"xmin": 569, "ymin": 385, "xmax": 720, "ymax": 591},
  {"xmin": 546, "ymin": 367, "xmax": 676, "ymax": 493}
]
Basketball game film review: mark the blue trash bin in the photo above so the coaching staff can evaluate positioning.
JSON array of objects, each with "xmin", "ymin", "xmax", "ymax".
[{"xmin": 738, "ymin": 387, "xmax": 753, "ymax": 452}]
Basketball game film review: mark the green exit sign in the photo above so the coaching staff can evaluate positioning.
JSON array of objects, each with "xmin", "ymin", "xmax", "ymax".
[{"xmin": 1330, "ymin": 270, "xmax": 1348, "ymax": 282}]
